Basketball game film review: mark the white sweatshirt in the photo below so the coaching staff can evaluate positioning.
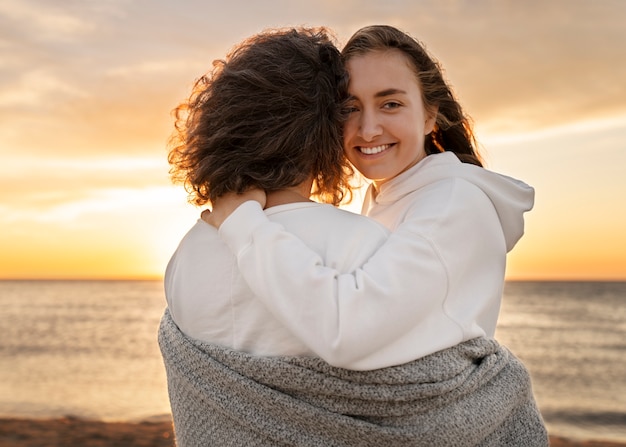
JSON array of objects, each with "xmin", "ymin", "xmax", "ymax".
[
  {"xmin": 219, "ymin": 152, "xmax": 535, "ymax": 370},
  {"xmin": 164, "ymin": 202, "xmax": 389, "ymax": 357}
]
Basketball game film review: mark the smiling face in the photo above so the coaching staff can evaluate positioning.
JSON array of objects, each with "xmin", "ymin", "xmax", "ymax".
[{"xmin": 343, "ymin": 49, "xmax": 437, "ymax": 187}]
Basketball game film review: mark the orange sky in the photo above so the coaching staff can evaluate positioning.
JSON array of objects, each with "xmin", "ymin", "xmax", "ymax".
[{"xmin": 1, "ymin": 0, "xmax": 625, "ymax": 280}]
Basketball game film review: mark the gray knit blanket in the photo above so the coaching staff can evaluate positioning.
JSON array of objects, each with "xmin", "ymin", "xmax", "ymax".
[{"xmin": 158, "ymin": 309, "xmax": 548, "ymax": 447}]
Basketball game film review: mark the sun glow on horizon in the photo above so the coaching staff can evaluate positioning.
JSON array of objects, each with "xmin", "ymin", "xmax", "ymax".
[
  {"xmin": 2, "ymin": 113, "xmax": 626, "ymax": 281},
  {"xmin": 2, "ymin": 1, "xmax": 626, "ymax": 281}
]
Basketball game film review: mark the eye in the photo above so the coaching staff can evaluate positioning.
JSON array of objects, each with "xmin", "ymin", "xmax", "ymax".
[
  {"xmin": 383, "ymin": 101, "xmax": 402, "ymax": 110},
  {"xmin": 344, "ymin": 104, "xmax": 360, "ymax": 114}
]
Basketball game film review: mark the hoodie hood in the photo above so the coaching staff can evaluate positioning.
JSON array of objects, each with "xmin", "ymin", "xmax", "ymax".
[{"xmin": 364, "ymin": 152, "xmax": 535, "ymax": 252}]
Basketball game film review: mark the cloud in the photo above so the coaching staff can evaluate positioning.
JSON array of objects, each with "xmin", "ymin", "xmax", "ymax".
[
  {"xmin": 0, "ymin": 0, "xmax": 97, "ymax": 40},
  {"xmin": 480, "ymin": 113, "xmax": 626, "ymax": 146},
  {"xmin": 2, "ymin": 0, "xmax": 626, "ymax": 155},
  {"xmin": 0, "ymin": 70, "xmax": 86, "ymax": 110},
  {"xmin": 0, "ymin": 186, "xmax": 183, "ymax": 225},
  {"xmin": 0, "ymin": 155, "xmax": 173, "ymax": 212},
  {"xmin": 2, "ymin": 0, "xmax": 626, "ymax": 280}
]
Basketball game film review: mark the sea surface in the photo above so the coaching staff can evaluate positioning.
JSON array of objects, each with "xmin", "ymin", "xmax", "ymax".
[{"xmin": 0, "ymin": 280, "xmax": 624, "ymax": 442}]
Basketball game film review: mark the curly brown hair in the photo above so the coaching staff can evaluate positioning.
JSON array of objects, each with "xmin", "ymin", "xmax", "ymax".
[
  {"xmin": 168, "ymin": 27, "xmax": 353, "ymax": 206},
  {"xmin": 342, "ymin": 25, "xmax": 483, "ymax": 167}
]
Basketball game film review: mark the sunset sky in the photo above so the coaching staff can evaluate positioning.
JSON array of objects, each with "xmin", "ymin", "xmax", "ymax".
[{"xmin": 1, "ymin": 0, "xmax": 625, "ymax": 280}]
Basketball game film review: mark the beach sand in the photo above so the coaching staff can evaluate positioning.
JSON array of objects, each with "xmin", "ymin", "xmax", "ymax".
[{"xmin": 0, "ymin": 417, "xmax": 624, "ymax": 447}]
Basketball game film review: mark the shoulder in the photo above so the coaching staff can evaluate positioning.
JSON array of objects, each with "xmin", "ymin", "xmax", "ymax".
[
  {"xmin": 178, "ymin": 218, "xmax": 221, "ymax": 246},
  {"xmin": 268, "ymin": 203, "xmax": 390, "ymax": 271},
  {"xmin": 400, "ymin": 177, "xmax": 495, "ymax": 234},
  {"xmin": 269, "ymin": 202, "xmax": 389, "ymax": 238},
  {"xmin": 169, "ymin": 218, "xmax": 229, "ymax": 265},
  {"xmin": 323, "ymin": 204, "xmax": 389, "ymax": 231},
  {"xmin": 407, "ymin": 175, "xmax": 487, "ymax": 207},
  {"xmin": 319, "ymin": 206, "xmax": 390, "ymax": 270}
]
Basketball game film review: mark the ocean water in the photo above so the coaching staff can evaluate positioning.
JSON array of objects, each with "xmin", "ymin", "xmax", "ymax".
[
  {"xmin": 0, "ymin": 280, "xmax": 169, "ymax": 422},
  {"xmin": 495, "ymin": 281, "xmax": 626, "ymax": 442},
  {"xmin": 0, "ymin": 280, "xmax": 624, "ymax": 442}
]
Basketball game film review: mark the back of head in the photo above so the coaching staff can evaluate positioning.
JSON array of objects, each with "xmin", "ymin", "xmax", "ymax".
[
  {"xmin": 342, "ymin": 25, "xmax": 482, "ymax": 167},
  {"xmin": 169, "ymin": 27, "xmax": 352, "ymax": 206}
]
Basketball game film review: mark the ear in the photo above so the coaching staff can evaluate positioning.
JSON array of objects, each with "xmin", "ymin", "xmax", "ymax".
[{"xmin": 424, "ymin": 106, "xmax": 438, "ymax": 135}]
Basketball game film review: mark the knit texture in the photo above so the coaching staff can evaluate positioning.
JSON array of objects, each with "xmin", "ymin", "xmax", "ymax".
[{"xmin": 158, "ymin": 309, "xmax": 548, "ymax": 446}]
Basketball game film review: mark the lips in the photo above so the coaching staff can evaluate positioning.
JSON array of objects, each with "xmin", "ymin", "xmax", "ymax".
[{"xmin": 358, "ymin": 143, "xmax": 392, "ymax": 155}]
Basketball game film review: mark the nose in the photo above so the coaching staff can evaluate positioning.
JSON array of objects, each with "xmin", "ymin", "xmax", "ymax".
[{"xmin": 358, "ymin": 109, "xmax": 382, "ymax": 142}]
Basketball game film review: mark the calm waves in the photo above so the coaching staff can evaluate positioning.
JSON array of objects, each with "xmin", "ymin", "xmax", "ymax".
[
  {"xmin": 496, "ymin": 281, "xmax": 626, "ymax": 442},
  {"xmin": 0, "ymin": 280, "xmax": 624, "ymax": 441}
]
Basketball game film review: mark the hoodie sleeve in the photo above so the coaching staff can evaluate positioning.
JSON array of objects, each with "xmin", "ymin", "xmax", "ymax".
[{"xmin": 219, "ymin": 201, "xmax": 454, "ymax": 370}]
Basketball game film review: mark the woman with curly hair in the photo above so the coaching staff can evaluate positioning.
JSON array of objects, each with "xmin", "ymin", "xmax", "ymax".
[{"xmin": 164, "ymin": 26, "xmax": 388, "ymax": 360}]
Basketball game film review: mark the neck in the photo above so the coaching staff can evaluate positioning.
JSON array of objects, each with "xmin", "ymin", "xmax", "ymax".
[
  {"xmin": 371, "ymin": 153, "xmax": 427, "ymax": 195},
  {"xmin": 265, "ymin": 181, "xmax": 313, "ymax": 208}
]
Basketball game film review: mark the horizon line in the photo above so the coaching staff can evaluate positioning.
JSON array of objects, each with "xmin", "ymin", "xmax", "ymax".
[{"xmin": 1, "ymin": 277, "xmax": 625, "ymax": 283}]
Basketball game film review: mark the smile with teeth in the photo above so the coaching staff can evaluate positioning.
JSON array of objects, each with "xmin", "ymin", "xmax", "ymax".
[{"xmin": 359, "ymin": 144, "xmax": 392, "ymax": 155}]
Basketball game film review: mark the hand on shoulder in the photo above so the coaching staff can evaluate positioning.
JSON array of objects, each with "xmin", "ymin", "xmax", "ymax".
[{"xmin": 202, "ymin": 189, "xmax": 266, "ymax": 228}]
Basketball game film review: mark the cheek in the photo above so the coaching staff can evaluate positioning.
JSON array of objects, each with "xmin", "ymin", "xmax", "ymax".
[{"xmin": 343, "ymin": 117, "xmax": 358, "ymax": 142}]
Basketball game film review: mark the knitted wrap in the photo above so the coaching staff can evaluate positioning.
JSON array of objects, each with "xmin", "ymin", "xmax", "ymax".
[{"xmin": 158, "ymin": 309, "xmax": 548, "ymax": 446}]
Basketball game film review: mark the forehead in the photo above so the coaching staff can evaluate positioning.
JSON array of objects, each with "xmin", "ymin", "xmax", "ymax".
[{"xmin": 345, "ymin": 49, "xmax": 419, "ymax": 94}]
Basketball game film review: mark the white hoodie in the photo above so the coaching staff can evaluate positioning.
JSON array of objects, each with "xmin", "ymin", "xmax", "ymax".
[{"xmin": 219, "ymin": 152, "xmax": 535, "ymax": 370}]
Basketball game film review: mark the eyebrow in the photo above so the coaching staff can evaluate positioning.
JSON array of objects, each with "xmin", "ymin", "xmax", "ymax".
[
  {"xmin": 348, "ymin": 88, "xmax": 408, "ymax": 101},
  {"xmin": 375, "ymin": 88, "xmax": 407, "ymax": 98}
]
